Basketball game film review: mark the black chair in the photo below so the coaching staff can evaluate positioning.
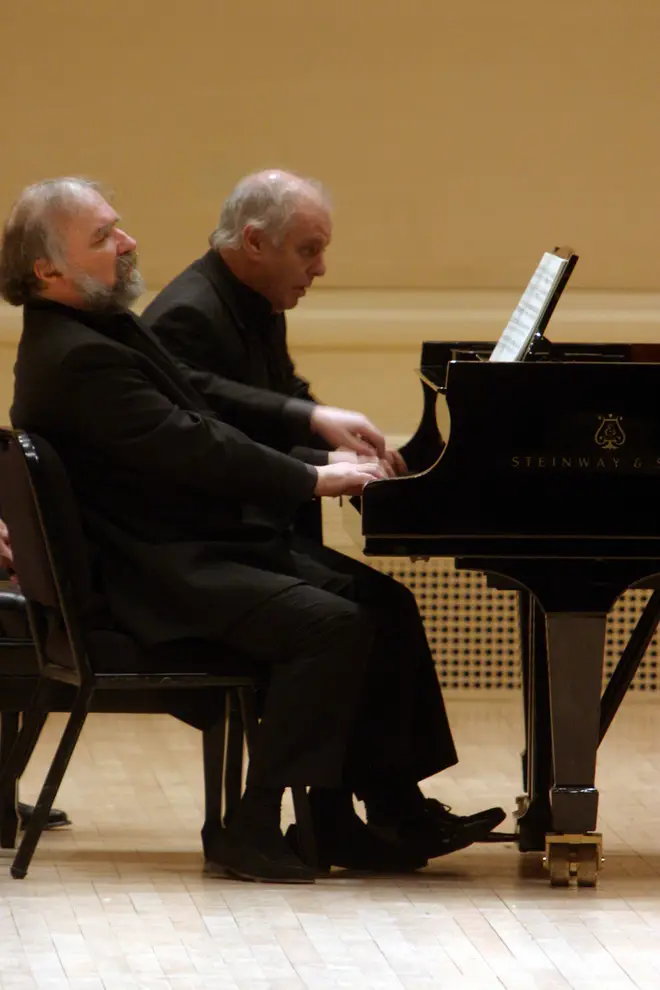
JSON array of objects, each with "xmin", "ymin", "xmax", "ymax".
[
  {"xmin": 0, "ymin": 428, "xmax": 315, "ymax": 878},
  {"xmin": 0, "ymin": 590, "xmax": 254, "ymax": 849},
  {"xmin": 0, "ymin": 587, "xmax": 42, "ymax": 848},
  {"xmin": 0, "ymin": 632, "xmax": 254, "ymax": 856}
]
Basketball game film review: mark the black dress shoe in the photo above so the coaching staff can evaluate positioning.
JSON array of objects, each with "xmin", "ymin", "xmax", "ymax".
[
  {"xmin": 422, "ymin": 798, "xmax": 507, "ymax": 836},
  {"xmin": 368, "ymin": 800, "xmax": 498, "ymax": 861},
  {"xmin": 17, "ymin": 802, "xmax": 72, "ymax": 831},
  {"xmin": 286, "ymin": 796, "xmax": 427, "ymax": 874},
  {"xmin": 205, "ymin": 826, "xmax": 316, "ymax": 884}
]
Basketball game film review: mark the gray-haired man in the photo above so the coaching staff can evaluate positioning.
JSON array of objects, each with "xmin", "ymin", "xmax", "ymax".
[
  {"xmin": 143, "ymin": 171, "xmax": 346, "ymax": 470},
  {"xmin": 143, "ymin": 170, "xmax": 507, "ymax": 859}
]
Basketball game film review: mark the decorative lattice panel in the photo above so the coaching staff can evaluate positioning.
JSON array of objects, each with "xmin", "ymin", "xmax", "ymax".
[
  {"xmin": 368, "ymin": 559, "xmax": 660, "ymax": 692},
  {"xmin": 608, "ymin": 588, "xmax": 660, "ymax": 692}
]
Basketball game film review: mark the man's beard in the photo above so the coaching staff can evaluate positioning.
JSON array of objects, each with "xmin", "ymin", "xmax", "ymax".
[{"xmin": 71, "ymin": 253, "xmax": 145, "ymax": 311}]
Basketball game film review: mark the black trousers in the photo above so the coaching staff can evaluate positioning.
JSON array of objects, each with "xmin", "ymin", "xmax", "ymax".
[{"xmin": 219, "ymin": 539, "xmax": 458, "ymax": 790}]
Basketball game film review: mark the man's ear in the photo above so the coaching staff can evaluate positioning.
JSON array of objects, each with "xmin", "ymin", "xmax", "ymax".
[
  {"xmin": 33, "ymin": 257, "xmax": 62, "ymax": 284},
  {"xmin": 242, "ymin": 224, "xmax": 265, "ymax": 259}
]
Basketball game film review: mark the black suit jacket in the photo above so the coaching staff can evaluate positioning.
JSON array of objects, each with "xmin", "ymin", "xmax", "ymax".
[
  {"xmin": 11, "ymin": 300, "xmax": 319, "ymax": 648},
  {"xmin": 142, "ymin": 250, "xmax": 331, "ymax": 465}
]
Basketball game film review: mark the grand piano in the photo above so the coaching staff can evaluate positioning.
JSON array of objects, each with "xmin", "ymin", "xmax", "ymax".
[{"xmin": 345, "ymin": 249, "xmax": 660, "ymax": 886}]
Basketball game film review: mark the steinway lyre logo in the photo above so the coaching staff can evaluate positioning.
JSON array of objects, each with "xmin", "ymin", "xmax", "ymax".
[{"xmin": 595, "ymin": 414, "xmax": 626, "ymax": 450}]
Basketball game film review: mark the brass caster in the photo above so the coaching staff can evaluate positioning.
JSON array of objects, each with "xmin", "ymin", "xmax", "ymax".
[
  {"xmin": 546, "ymin": 843, "xmax": 570, "ymax": 886},
  {"xmin": 543, "ymin": 833, "xmax": 603, "ymax": 888},
  {"xmin": 575, "ymin": 844, "xmax": 600, "ymax": 887}
]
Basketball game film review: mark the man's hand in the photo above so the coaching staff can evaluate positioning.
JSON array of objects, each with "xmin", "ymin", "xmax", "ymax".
[
  {"xmin": 383, "ymin": 449, "xmax": 408, "ymax": 476},
  {"xmin": 314, "ymin": 461, "xmax": 386, "ymax": 497},
  {"xmin": 329, "ymin": 447, "xmax": 408, "ymax": 476},
  {"xmin": 0, "ymin": 519, "xmax": 17, "ymax": 583},
  {"xmin": 310, "ymin": 407, "xmax": 385, "ymax": 459},
  {"xmin": 327, "ymin": 450, "xmax": 395, "ymax": 478}
]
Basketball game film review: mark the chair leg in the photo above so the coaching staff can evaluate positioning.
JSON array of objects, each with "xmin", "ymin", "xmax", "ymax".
[
  {"xmin": 11, "ymin": 688, "xmax": 91, "ymax": 880},
  {"xmin": 237, "ymin": 686, "xmax": 259, "ymax": 754},
  {"xmin": 0, "ymin": 681, "xmax": 51, "ymax": 800},
  {"xmin": 0, "ymin": 712, "xmax": 20, "ymax": 848},
  {"xmin": 14, "ymin": 712, "xmax": 49, "ymax": 782},
  {"xmin": 223, "ymin": 690, "xmax": 244, "ymax": 827},
  {"xmin": 202, "ymin": 700, "xmax": 227, "ymax": 829},
  {"xmin": 291, "ymin": 786, "xmax": 318, "ymax": 870}
]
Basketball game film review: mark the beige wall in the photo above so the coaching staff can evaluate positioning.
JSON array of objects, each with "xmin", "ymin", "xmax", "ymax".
[
  {"xmin": 2, "ymin": 0, "xmax": 660, "ymax": 292},
  {"xmin": 3, "ymin": 2, "xmax": 660, "ymax": 428}
]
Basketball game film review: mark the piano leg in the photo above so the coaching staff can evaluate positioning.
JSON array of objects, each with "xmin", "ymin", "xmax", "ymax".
[
  {"xmin": 544, "ymin": 611, "xmax": 606, "ymax": 886},
  {"xmin": 516, "ymin": 595, "xmax": 553, "ymax": 852}
]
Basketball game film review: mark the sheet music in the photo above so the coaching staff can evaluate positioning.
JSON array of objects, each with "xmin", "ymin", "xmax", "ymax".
[{"xmin": 489, "ymin": 252, "xmax": 567, "ymax": 362}]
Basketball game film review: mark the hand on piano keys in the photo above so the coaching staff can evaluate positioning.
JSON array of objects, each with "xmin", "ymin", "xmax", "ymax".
[
  {"xmin": 309, "ymin": 406, "xmax": 386, "ymax": 459},
  {"xmin": 314, "ymin": 460, "xmax": 387, "ymax": 497},
  {"xmin": 329, "ymin": 447, "xmax": 409, "ymax": 476}
]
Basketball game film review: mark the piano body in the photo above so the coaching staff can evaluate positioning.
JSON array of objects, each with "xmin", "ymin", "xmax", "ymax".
[{"xmin": 347, "ymin": 335, "xmax": 660, "ymax": 886}]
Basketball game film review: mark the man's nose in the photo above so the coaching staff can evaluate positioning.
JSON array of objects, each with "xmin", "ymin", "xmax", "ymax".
[
  {"xmin": 310, "ymin": 253, "xmax": 326, "ymax": 277},
  {"xmin": 116, "ymin": 227, "xmax": 137, "ymax": 254}
]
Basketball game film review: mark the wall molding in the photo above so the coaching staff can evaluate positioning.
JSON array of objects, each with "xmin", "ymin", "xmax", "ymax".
[{"xmin": 2, "ymin": 289, "xmax": 660, "ymax": 348}]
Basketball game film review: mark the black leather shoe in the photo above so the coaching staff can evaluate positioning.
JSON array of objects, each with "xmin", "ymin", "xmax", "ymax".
[
  {"xmin": 17, "ymin": 802, "xmax": 72, "ymax": 831},
  {"xmin": 422, "ymin": 798, "xmax": 507, "ymax": 836},
  {"xmin": 368, "ymin": 800, "xmax": 497, "ymax": 861},
  {"xmin": 205, "ymin": 826, "xmax": 316, "ymax": 884},
  {"xmin": 286, "ymin": 796, "xmax": 427, "ymax": 874}
]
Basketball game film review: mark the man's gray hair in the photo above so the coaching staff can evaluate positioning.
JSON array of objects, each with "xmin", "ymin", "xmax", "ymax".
[
  {"xmin": 209, "ymin": 170, "xmax": 331, "ymax": 252},
  {"xmin": 0, "ymin": 177, "xmax": 101, "ymax": 306}
]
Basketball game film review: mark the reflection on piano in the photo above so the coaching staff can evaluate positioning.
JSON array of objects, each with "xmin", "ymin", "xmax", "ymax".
[{"xmin": 345, "ymin": 323, "xmax": 660, "ymax": 888}]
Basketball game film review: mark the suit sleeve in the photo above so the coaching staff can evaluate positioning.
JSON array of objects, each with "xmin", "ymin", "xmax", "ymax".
[
  {"xmin": 272, "ymin": 322, "xmax": 333, "ymax": 463},
  {"xmin": 55, "ymin": 343, "xmax": 318, "ymax": 510},
  {"xmin": 279, "ymin": 357, "xmax": 331, "ymax": 464},
  {"xmin": 148, "ymin": 302, "xmax": 331, "ymax": 462},
  {"xmin": 181, "ymin": 363, "xmax": 315, "ymax": 454},
  {"xmin": 141, "ymin": 313, "xmax": 316, "ymax": 454}
]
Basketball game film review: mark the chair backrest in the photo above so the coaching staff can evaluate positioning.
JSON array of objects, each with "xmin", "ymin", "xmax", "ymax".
[{"xmin": 0, "ymin": 428, "xmax": 98, "ymax": 680}]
